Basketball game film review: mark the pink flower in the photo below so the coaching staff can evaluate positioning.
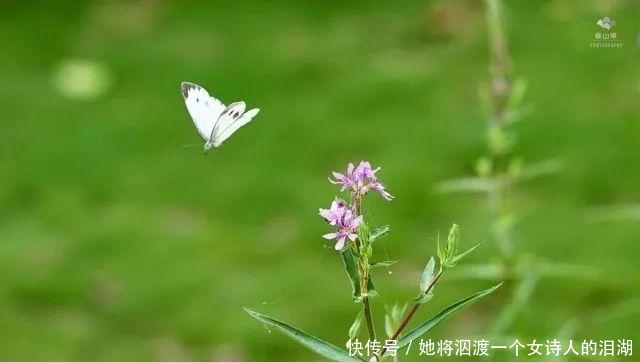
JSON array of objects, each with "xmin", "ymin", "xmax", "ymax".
[
  {"xmin": 370, "ymin": 182, "xmax": 393, "ymax": 201},
  {"xmin": 330, "ymin": 163, "xmax": 356, "ymax": 192},
  {"xmin": 319, "ymin": 200, "xmax": 363, "ymax": 250},
  {"xmin": 318, "ymin": 199, "xmax": 347, "ymax": 225},
  {"xmin": 330, "ymin": 161, "xmax": 393, "ymax": 200},
  {"xmin": 354, "ymin": 161, "xmax": 379, "ymax": 188}
]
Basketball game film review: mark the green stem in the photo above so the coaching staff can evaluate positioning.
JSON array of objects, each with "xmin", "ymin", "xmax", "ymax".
[
  {"xmin": 362, "ymin": 297, "xmax": 376, "ymax": 342},
  {"xmin": 485, "ymin": 0, "xmax": 514, "ymax": 263},
  {"xmin": 488, "ymin": 177, "xmax": 514, "ymax": 261},
  {"xmin": 485, "ymin": 0, "xmax": 510, "ymax": 125},
  {"xmin": 484, "ymin": 0, "xmax": 533, "ymax": 338},
  {"xmin": 353, "ymin": 191, "xmax": 376, "ymax": 342}
]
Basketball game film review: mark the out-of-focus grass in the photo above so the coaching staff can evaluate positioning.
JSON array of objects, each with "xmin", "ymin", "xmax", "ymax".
[{"xmin": 0, "ymin": 1, "xmax": 639, "ymax": 361}]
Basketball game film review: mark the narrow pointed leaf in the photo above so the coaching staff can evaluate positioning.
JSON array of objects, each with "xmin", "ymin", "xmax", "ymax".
[
  {"xmin": 436, "ymin": 231, "xmax": 444, "ymax": 265},
  {"xmin": 398, "ymin": 283, "xmax": 502, "ymax": 348},
  {"xmin": 245, "ymin": 308, "xmax": 363, "ymax": 362},
  {"xmin": 447, "ymin": 263, "xmax": 504, "ymax": 280},
  {"xmin": 341, "ymin": 248, "xmax": 375, "ymax": 301},
  {"xmin": 519, "ymin": 158, "xmax": 563, "ymax": 182},
  {"xmin": 348, "ymin": 309, "xmax": 364, "ymax": 340},
  {"xmin": 433, "ymin": 177, "xmax": 493, "ymax": 194},
  {"xmin": 384, "ymin": 313, "xmax": 394, "ymax": 339},
  {"xmin": 449, "ymin": 242, "xmax": 482, "ymax": 267},
  {"xmin": 445, "ymin": 224, "xmax": 460, "ymax": 262},
  {"xmin": 371, "ymin": 260, "xmax": 398, "ymax": 268},
  {"xmin": 370, "ymin": 225, "xmax": 390, "ymax": 242},
  {"xmin": 341, "ymin": 248, "xmax": 361, "ymax": 300},
  {"xmin": 419, "ymin": 257, "xmax": 436, "ymax": 293}
]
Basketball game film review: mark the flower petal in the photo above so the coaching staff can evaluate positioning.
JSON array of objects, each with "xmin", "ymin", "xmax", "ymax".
[
  {"xmin": 322, "ymin": 232, "xmax": 337, "ymax": 240},
  {"xmin": 380, "ymin": 190, "xmax": 394, "ymax": 200},
  {"xmin": 332, "ymin": 172, "xmax": 346, "ymax": 181},
  {"xmin": 372, "ymin": 182, "xmax": 394, "ymax": 201}
]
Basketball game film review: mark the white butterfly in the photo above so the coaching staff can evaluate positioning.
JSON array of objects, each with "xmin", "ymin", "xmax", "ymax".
[{"xmin": 180, "ymin": 82, "xmax": 260, "ymax": 153}]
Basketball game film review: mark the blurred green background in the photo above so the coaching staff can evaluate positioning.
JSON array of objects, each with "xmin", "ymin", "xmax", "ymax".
[{"xmin": 1, "ymin": 1, "xmax": 639, "ymax": 361}]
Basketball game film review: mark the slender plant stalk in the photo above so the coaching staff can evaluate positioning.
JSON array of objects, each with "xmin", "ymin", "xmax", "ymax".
[
  {"xmin": 485, "ymin": 0, "xmax": 513, "ymax": 262},
  {"xmin": 484, "ymin": 0, "xmax": 537, "ymax": 336},
  {"xmin": 378, "ymin": 269, "xmax": 444, "ymax": 359},
  {"xmin": 362, "ymin": 298, "xmax": 376, "ymax": 341},
  {"xmin": 353, "ymin": 192, "xmax": 377, "ymax": 342},
  {"xmin": 485, "ymin": 0, "xmax": 510, "ymax": 125}
]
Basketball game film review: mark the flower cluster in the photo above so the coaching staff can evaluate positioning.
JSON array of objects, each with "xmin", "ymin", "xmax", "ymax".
[
  {"xmin": 319, "ymin": 161, "xmax": 393, "ymax": 250},
  {"xmin": 319, "ymin": 199, "xmax": 363, "ymax": 250},
  {"xmin": 329, "ymin": 161, "xmax": 393, "ymax": 201}
]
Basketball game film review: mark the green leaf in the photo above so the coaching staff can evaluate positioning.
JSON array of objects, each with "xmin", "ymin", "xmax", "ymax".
[
  {"xmin": 433, "ymin": 177, "xmax": 493, "ymax": 194},
  {"xmin": 384, "ymin": 313, "xmax": 393, "ymax": 339},
  {"xmin": 537, "ymin": 260, "xmax": 600, "ymax": 280},
  {"xmin": 446, "ymin": 224, "xmax": 460, "ymax": 260},
  {"xmin": 398, "ymin": 283, "xmax": 502, "ymax": 348},
  {"xmin": 449, "ymin": 242, "xmax": 482, "ymax": 267},
  {"xmin": 385, "ymin": 304, "xmax": 408, "ymax": 338},
  {"xmin": 245, "ymin": 308, "xmax": 363, "ymax": 362},
  {"xmin": 436, "ymin": 231, "xmax": 443, "ymax": 264},
  {"xmin": 474, "ymin": 157, "xmax": 493, "ymax": 177},
  {"xmin": 507, "ymin": 77, "xmax": 528, "ymax": 111},
  {"xmin": 488, "ymin": 124, "xmax": 513, "ymax": 155},
  {"xmin": 370, "ymin": 225, "xmax": 390, "ymax": 242},
  {"xmin": 447, "ymin": 263, "xmax": 505, "ymax": 280},
  {"xmin": 371, "ymin": 260, "xmax": 398, "ymax": 268},
  {"xmin": 348, "ymin": 309, "xmax": 364, "ymax": 340},
  {"xmin": 341, "ymin": 248, "xmax": 375, "ymax": 302},
  {"xmin": 341, "ymin": 248, "xmax": 361, "ymax": 301},
  {"xmin": 419, "ymin": 257, "xmax": 436, "ymax": 293},
  {"xmin": 357, "ymin": 221, "xmax": 371, "ymax": 244},
  {"xmin": 518, "ymin": 158, "xmax": 562, "ymax": 182}
]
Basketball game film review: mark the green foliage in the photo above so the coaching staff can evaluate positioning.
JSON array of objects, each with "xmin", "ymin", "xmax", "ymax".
[
  {"xmin": 384, "ymin": 304, "xmax": 408, "ymax": 338},
  {"xmin": 437, "ymin": 224, "xmax": 481, "ymax": 269},
  {"xmin": 370, "ymin": 260, "xmax": 398, "ymax": 268},
  {"xmin": 245, "ymin": 308, "xmax": 362, "ymax": 362},
  {"xmin": 398, "ymin": 283, "xmax": 503, "ymax": 348},
  {"xmin": 348, "ymin": 309, "xmax": 364, "ymax": 341},
  {"xmin": 449, "ymin": 243, "xmax": 482, "ymax": 268},
  {"xmin": 414, "ymin": 257, "xmax": 436, "ymax": 304},
  {"xmin": 341, "ymin": 247, "xmax": 375, "ymax": 302},
  {"xmin": 369, "ymin": 225, "xmax": 390, "ymax": 243}
]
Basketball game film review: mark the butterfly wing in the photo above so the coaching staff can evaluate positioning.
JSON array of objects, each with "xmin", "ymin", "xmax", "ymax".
[
  {"xmin": 212, "ymin": 106, "xmax": 260, "ymax": 147},
  {"xmin": 181, "ymin": 82, "xmax": 226, "ymax": 139}
]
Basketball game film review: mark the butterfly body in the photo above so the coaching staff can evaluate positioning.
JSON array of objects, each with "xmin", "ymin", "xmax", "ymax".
[{"xmin": 180, "ymin": 82, "xmax": 260, "ymax": 154}]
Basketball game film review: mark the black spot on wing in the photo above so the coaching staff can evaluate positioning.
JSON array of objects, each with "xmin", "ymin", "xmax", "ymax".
[{"xmin": 180, "ymin": 82, "xmax": 199, "ymax": 99}]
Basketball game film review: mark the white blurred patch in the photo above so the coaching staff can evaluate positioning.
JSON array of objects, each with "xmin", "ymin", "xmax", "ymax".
[{"xmin": 52, "ymin": 58, "xmax": 112, "ymax": 100}]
